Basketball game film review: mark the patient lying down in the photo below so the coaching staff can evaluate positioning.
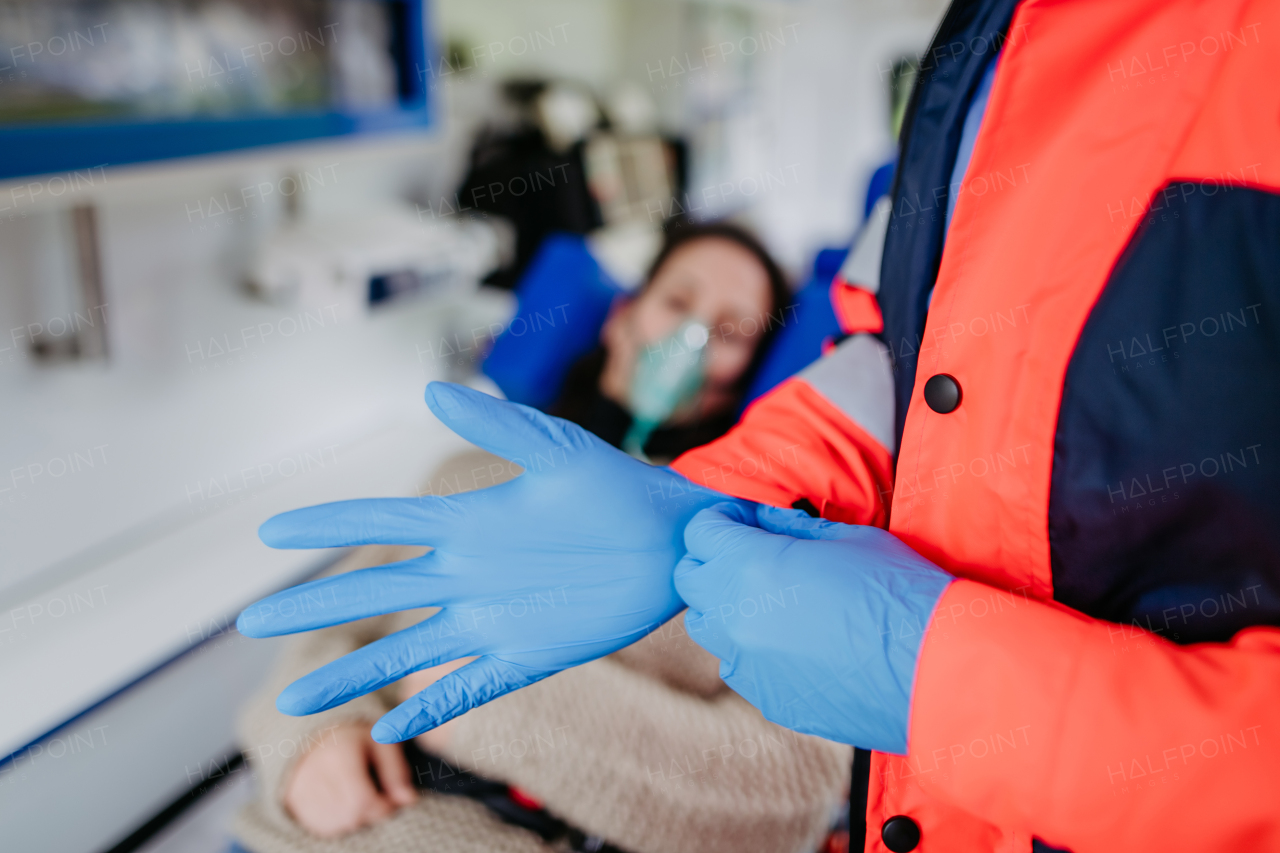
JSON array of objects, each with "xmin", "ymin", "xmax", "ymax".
[{"xmin": 232, "ymin": 223, "xmax": 852, "ymax": 853}]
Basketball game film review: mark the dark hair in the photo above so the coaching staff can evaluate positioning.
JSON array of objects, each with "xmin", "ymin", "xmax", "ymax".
[
  {"xmin": 552, "ymin": 220, "xmax": 791, "ymax": 455},
  {"xmin": 645, "ymin": 220, "xmax": 790, "ymax": 322}
]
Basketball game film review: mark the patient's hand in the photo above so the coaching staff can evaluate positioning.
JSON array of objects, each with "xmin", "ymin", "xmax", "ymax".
[
  {"xmin": 399, "ymin": 657, "xmax": 476, "ymax": 755},
  {"xmin": 284, "ymin": 721, "xmax": 417, "ymax": 838}
]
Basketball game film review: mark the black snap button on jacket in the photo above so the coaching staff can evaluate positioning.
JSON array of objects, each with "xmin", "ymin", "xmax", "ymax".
[
  {"xmin": 924, "ymin": 373, "xmax": 962, "ymax": 413},
  {"xmin": 882, "ymin": 815, "xmax": 922, "ymax": 852}
]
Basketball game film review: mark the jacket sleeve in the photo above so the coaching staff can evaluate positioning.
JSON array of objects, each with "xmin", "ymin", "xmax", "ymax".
[
  {"xmin": 670, "ymin": 334, "xmax": 897, "ymax": 526},
  {"xmin": 899, "ymin": 579, "xmax": 1280, "ymax": 852}
]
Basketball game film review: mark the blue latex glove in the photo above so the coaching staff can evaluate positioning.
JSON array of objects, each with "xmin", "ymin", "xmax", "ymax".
[
  {"xmin": 237, "ymin": 382, "xmax": 746, "ymax": 743},
  {"xmin": 673, "ymin": 502, "xmax": 954, "ymax": 754}
]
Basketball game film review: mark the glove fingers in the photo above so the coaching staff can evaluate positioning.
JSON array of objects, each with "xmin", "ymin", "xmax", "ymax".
[
  {"xmin": 682, "ymin": 607, "xmax": 735, "ymax": 663},
  {"xmin": 756, "ymin": 504, "xmax": 860, "ymax": 540},
  {"xmin": 425, "ymin": 382, "xmax": 590, "ymax": 467},
  {"xmin": 681, "ymin": 502, "xmax": 776, "ymax": 562},
  {"xmin": 672, "ymin": 551, "xmax": 739, "ymax": 615},
  {"xmin": 237, "ymin": 552, "xmax": 460, "ymax": 638},
  {"xmin": 275, "ymin": 610, "xmax": 482, "ymax": 716},
  {"xmin": 259, "ymin": 495, "xmax": 469, "ymax": 549},
  {"xmin": 371, "ymin": 656, "xmax": 551, "ymax": 743}
]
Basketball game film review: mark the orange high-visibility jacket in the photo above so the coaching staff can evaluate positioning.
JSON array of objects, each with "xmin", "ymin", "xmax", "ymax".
[{"xmin": 672, "ymin": 0, "xmax": 1280, "ymax": 850}]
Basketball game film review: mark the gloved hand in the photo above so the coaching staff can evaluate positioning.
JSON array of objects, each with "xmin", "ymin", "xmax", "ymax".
[
  {"xmin": 237, "ymin": 382, "xmax": 747, "ymax": 743},
  {"xmin": 673, "ymin": 502, "xmax": 954, "ymax": 754}
]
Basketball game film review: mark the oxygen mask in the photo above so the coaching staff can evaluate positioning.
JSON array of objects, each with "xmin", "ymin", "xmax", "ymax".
[{"xmin": 622, "ymin": 319, "xmax": 710, "ymax": 459}]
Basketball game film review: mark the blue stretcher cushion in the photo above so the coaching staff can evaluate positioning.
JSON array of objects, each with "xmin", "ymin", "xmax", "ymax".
[
  {"xmin": 740, "ymin": 248, "xmax": 846, "ymax": 409},
  {"xmin": 483, "ymin": 234, "xmax": 624, "ymax": 410}
]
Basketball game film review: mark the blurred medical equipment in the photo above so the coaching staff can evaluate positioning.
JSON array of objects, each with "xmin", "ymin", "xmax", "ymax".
[
  {"xmin": 247, "ymin": 206, "xmax": 503, "ymax": 314},
  {"xmin": 534, "ymin": 83, "xmax": 600, "ymax": 153},
  {"xmin": 583, "ymin": 134, "xmax": 676, "ymax": 227},
  {"xmin": 456, "ymin": 79, "xmax": 679, "ymax": 289}
]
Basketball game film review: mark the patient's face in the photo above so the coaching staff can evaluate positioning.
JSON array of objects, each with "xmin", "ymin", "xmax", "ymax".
[{"xmin": 625, "ymin": 237, "xmax": 772, "ymax": 403}]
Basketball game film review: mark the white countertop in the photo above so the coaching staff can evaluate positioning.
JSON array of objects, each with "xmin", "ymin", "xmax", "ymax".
[{"xmin": 0, "ymin": 286, "xmax": 511, "ymax": 758}]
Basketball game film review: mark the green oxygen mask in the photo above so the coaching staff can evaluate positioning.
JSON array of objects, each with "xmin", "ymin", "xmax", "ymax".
[{"xmin": 622, "ymin": 319, "xmax": 710, "ymax": 460}]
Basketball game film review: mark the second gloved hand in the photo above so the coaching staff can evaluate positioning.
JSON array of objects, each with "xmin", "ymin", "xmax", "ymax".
[
  {"xmin": 674, "ymin": 503, "xmax": 954, "ymax": 754},
  {"xmin": 238, "ymin": 382, "xmax": 747, "ymax": 743}
]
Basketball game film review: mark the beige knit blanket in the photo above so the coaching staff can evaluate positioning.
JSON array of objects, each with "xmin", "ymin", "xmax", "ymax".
[{"xmin": 233, "ymin": 450, "xmax": 851, "ymax": 853}]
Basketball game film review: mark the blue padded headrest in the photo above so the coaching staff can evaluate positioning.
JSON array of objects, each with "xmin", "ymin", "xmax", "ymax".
[
  {"xmin": 865, "ymin": 158, "xmax": 896, "ymax": 220},
  {"xmin": 745, "ymin": 158, "xmax": 895, "ymax": 408},
  {"xmin": 740, "ymin": 248, "xmax": 847, "ymax": 409},
  {"xmin": 483, "ymin": 234, "xmax": 624, "ymax": 410}
]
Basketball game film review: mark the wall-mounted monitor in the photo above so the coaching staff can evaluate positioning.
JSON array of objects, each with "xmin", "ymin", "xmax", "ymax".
[{"xmin": 0, "ymin": 0, "xmax": 433, "ymax": 181}]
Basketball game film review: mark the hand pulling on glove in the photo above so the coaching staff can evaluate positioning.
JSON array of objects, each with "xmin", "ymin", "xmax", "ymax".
[{"xmin": 675, "ymin": 502, "xmax": 953, "ymax": 754}]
